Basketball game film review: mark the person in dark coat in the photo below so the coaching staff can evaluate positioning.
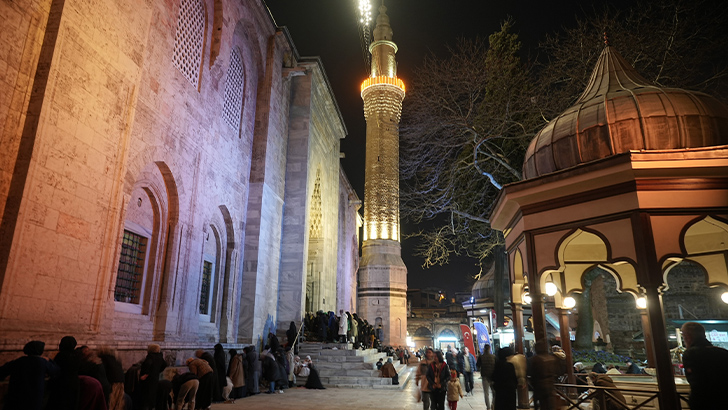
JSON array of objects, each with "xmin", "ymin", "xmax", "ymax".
[
  {"xmin": 262, "ymin": 352, "xmax": 279, "ymax": 393},
  {"xmin": 78, "ymin": 375, "xmax": 108, "ymax": 410},
  {"xmin": 78, "ymin": 346, "xmax": 111, "ymax": 404},
  {"xmin": 0, "ymin": 340, "xmax": 59, "ymax": 410},
  {"xmin": 624, "ymin": 359, "xmax": 641, "ymax": 374},
  {"xmin": 213, "ymin": 344, "xmax": 227, "ymax": 401},
  {"xmin": 589, "ymin": 373, "xmax": 627, "ymax": 410},
  {"xmin": 48, "ymin": 335, "xmax": 82, "ymax": 410},
  {"xmin": 268, "ymin": 333, "xmax": 281, "ymax": 354},
  {"xmin": 492, "ymin": 347, "xmax": 518, "ymax": 410},
  {"xmin": 528, "ymin": 341, "xmax": 557, "ymax": 410},
  {"xmin": 426, "ymin": 350, "xmax": 451, "ymax": 410},
  {"xmin": 244, "ymin": 347, "xmax": 260, "ymax": 394},
  {"xmin": 303, "ymin": 358, "xmax": 325, "ymax": 390},
  {"xmin": 286, "ymin": 322, "xmax": 298, "ymax": 353},
  {"xmin": 139, "ymin": 344, "xmax": 167, "ymax": 410},
  {"xmin": 96, "ymin": 346, "xmax": 127, "ymax": 410},
  {"xmin": 195, "ymin": 349, "xmax": 221, "ymax": 402},
  {"xmin": 681, "ymin": 321, "xmax": 728, "ymax": 410},
  {"xmin": 591, "ymin": 362, "xmax": 607, "ymax": 374}
]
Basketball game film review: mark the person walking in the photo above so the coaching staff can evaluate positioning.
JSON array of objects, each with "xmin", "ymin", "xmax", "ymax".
[
  {"xmin": 446, "ymin": 369, "xmax": 464, "ymax": 410},
  {"xmin": 492, "ymin": 347, "xmax": 517, "ymax": 410},
  {"xmin": 478, "ymin": 344, "xmax": 496, "ymax": 410},
  {"xmin": 427, "ymin": 350, "xmax": 451, "ymax": 410},
  {"xmin": 415, "ymin": 348, "xmax": 434, "ymax": 410},
  {"xmin": 458, "ymin": 346, "xmax": 476, "ymax": 396},
  {"xmin": 681, "ymin": 321, "xmax": 728, "ymax": 410},
  {"xmin": 528, "ymin": 341, "xmax": 557, "ymax": 410}
]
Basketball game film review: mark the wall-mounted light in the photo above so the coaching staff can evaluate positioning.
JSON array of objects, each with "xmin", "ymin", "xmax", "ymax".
[
  {"xmin": 563, "ymin": 296, "xmax": 576, "ymax": 309},
  {"xmin": 636, "ymin": 297, "xmax": 647, "ymax": 309},
  {"xmin": 523, "ymin": 292, "xmax": 532, "ymax": 305},
  {"xmin": 544, "ymin": 273, "xmax": 558, "ymax": 297}
]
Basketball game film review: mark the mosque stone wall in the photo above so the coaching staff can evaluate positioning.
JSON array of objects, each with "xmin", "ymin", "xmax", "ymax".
[{"xmin": 0, "ymin": 0, "xmax": 356, "ymax": 363}]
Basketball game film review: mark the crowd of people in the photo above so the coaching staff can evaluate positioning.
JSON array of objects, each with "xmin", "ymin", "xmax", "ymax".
[
  {"xmin": 303, "ymin": 310, "xmax": 381, "ymax": 348},
  {"xmin": 411, "ymin": 321, "xmax": 728, "ymax": 410},
  {"xmin": 0, "ymin": 321, "xmax": 327, "ymax": 410}
]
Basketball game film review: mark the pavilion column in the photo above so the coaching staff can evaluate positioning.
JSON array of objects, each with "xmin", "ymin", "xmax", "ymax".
[
  {"xmin": 644, "ymin": 286, "xmax": 680, "ymax": 410},
  {"xmin": 632, "ymin": 212, "xmax": 680, "ymax": 410},
  {"xmin": 511, "ymin": 302, "xmax": 525, "ymax": 355},
  {"xmin": 558, "ymin": 308, "xmax": 576, "ymax": 392},
  {"xmin": 639, "ymin": 309, "xmax": 657, "ymax": 368}
]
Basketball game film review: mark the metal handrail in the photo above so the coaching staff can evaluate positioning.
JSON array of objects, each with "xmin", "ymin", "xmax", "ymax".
[
  {"xmin": 290, "ymin": 321, "xmax": 304, "ymax": 352},
  {"xmin": 554, "ymin": 383, "xmax": 661, "ymax": 410}
]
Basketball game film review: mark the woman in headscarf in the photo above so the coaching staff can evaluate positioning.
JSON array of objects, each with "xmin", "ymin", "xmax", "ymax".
[
  {"xmin": 227, "ymin": 349, "xmax": 245, "ymax": 400},
  {"xmin": 426, "ymin": 350, "xmax": 450, "ymax": 410},
  {"xmin": 286, "ymin": 321, "xmax": 297, "ymax": 353},
  {"xmin": 213, "ymin": 344, "xmax": 226, "ymax": 401},
  {"xmin": 48, "ymin": 335, "xmax": 81, "ymax": 410},
  {"xmin": 303, "ymin": 356, "xmax": 325, "ymax": 389},
  {"xmin": 139, "ymin": 344, "xmax": 166, "ymax": 410},
  {"xmin": 492, "ymin": 347, "xmax": 517, "ymax": 410}
]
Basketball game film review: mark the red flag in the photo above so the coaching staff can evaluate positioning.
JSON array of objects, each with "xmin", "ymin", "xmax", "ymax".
[{"xmin": 460, "ymin": 324, "xmax": 476, "ymax": 354}]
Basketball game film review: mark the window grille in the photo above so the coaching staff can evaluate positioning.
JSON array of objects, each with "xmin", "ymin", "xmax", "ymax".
[
  {"xmin": 114, "ymin": 230, "xmax": 147, "ymax": 304},
  {"xmin": 172, "ymin": 0, "xmax": 205, "ymax": 88},
  {"xmin": 199, "ymin": 261, "xmax": 213, "ymax": 314},
  {"xmin": 223, "ymin": 49, "xmax": 244, "ymax": 131}
]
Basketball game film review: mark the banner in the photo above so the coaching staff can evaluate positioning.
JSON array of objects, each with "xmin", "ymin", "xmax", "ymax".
[
  {"xmin": 474, "ymin": 322, "xmax": 491, "ymax": 354},
  {"xmin": 460, "ymin": 324, "xmax": 476, "ymax": 355}
]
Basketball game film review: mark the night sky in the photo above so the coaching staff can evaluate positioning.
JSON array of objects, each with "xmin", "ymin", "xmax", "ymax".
[{"xmin": 264, "ymin": 0, "xmax": 630, "ymax": 295}]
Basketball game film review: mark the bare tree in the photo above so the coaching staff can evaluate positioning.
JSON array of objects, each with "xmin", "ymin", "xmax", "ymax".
[{"xmin": 400, "ymin": 0, "xmax": 728, "ymax": 271}]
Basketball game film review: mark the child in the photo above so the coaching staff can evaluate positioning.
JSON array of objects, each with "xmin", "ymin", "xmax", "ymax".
[{"xmin": 446, "ymin": 369, "xmax": 463, "ymax": 410}]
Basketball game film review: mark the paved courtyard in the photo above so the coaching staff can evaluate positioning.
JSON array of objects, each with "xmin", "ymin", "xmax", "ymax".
[{"xmin": 212, "ymin": 370, "xmax": 490, "ymax": 410}]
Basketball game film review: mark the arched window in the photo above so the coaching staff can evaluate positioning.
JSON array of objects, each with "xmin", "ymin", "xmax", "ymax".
[
  {"xmin": 223, "ymin": 48, "xmax": 244, "ymax": 132},
  {"xmin": 199, "ymin": 225, "xmax": 220, "ymax": 318},
  {"xmin": 172, "ymin": 0, "xmax": 205, "ymax": 88}
]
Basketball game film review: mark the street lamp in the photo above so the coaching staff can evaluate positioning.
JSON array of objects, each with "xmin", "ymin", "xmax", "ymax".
[{"xmin": 470, "ymin": 296, "xmax": 475, "ymax": 325}]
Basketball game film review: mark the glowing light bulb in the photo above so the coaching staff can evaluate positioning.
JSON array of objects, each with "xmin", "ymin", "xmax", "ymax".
[
  {"xmin": 523, "ymin": 293, "xmax": 532, "ymax": 305},
  {"xmin": 636, "ymin": 297, "xmax": 647, "ymax": 309},
  {"xmin": 563, "ymin": 297, "xmax": 576, "ymax": 309},
  {"xmin": 544, "ymin": 281, "xmax": 558, "ymax": 297},
  {"xmin": 721, "ymin": 292, "xmax": 728, "ymax": 304}
]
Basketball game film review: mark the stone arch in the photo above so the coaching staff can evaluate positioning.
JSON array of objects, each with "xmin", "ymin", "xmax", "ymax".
[
  {"xmin": 199, "ymin": 221, "xmax": 222, "ymax": 319},
  {"xmin": 305, "ymin": 169, "xmax": 323, "ymax": 313},
  {"xmin": 217, "ymin": 205, "xmax": 236, "ymax": 341},
  {"xmin": 673, "ymin": 216, "xmax": 728, "ymax": 289},
  {"xmin": 415, "ymin": 326, "xmax": 433, "ymax": 337},
  {"xmin": 114, "ymin": 162, "xmax": 177, "ymax": 318}
]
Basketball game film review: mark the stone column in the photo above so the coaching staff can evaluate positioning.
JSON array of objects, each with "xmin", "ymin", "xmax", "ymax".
[
  {"xmin": 639, "ymin": 309, "xmax": 656, "ymax": 368},
  {"xmin": 511, "ymin": 302, "xmax": 524, "ymax": 354},
  {"xmin": 559, "ymin": 308, "xmax": 576, "ymax": 396}
]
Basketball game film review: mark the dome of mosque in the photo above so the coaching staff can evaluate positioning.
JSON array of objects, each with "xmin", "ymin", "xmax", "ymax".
[{"xmin": 522, "ymin": 46, "xmax": 728, "ymax": 179}]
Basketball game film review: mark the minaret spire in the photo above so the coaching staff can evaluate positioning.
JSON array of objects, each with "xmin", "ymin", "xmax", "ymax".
[{"xmin": 357, "ymin": 4, "xmax": 407, "ymax": 347}]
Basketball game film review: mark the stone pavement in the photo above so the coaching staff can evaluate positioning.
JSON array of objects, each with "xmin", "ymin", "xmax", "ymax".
[{"xmin": 211, "ymin": 369, "xmax": 491, "ymax": 410}]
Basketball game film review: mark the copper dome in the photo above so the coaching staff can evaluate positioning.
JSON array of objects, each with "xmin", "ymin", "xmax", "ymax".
[{"xmin": 523, "ymin": 46, "xmax": 728, "ymax": 179}]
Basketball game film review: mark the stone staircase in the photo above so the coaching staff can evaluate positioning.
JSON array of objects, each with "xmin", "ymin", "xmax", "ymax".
[{"xmin": 294, "ymin": 342, "xmax": 414, "ymax": 389}]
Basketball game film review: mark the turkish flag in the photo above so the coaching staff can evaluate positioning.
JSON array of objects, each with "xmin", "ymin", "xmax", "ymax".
[{"xmin": 460, "ymin": 324, "xmax": 476, "ymax": 355}]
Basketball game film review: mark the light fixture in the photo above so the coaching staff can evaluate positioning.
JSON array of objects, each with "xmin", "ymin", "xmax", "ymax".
[
  {"xmin": 563, "ymin": 296, "xmax": 576, "ymax": 309},
  {"xmin": 721, "ymin": 292, "xmax": 728, "ymax": 304},
  {"xmin": 544, "ymin": 273, "xmax": 558, "ymax": 297},
  {"xmin": 523, "ymin": 292, "xmax": 532, "ymax": 305},
  {"xmin": 636, "ymin": 297, "xmax": 647, "ymax": 309}
]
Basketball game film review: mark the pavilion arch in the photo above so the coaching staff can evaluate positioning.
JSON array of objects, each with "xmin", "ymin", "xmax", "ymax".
[
  {"xmin": 540, "ymin": 229, "xmax": 642, "ymax": 305},
  {"xmin": 415, "ymin": 326, "xmax": 433, "ymax": 337},
  {"xmin": 661, "ymin": 216, "xmax": 728, "ymax": 291},
  {"xmin": 511, "ymin": 248, "xmax": 527, "ymax": 304}
]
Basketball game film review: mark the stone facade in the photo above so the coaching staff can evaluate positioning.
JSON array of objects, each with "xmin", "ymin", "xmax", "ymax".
[{"xmin": 0, "ymin": 0, "xmax": 356, "ymax": 363}]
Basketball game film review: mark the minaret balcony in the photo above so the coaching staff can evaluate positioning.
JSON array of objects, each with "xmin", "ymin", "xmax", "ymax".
[{"xmin": 360, "ymin": 75, "xmax": 406, "ymax": 96}]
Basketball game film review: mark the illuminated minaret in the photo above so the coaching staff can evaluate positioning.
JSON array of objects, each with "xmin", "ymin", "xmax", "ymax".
[{"xmin": 357, "ymin": 4, "xmax": 407, "ymax": 347}]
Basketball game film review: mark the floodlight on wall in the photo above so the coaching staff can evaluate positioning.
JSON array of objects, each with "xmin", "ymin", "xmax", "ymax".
[
  {"xmin": 563, "ymin": 296, "xmax": 576, "ymax": 309},
  {"xmin": 636, "ymin": 297, "xmax": 647, "ymax": 309},
  {"xmin": 523, "ymin": 292, "xmax": 532, "ymax": 305},
  {"xmin": 544, "ymin": 273, "xmax": 558, "ymax": 297},
  {"xmin": 721, "ymin": 292, "xmax": 728, "ymax": 304}
]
